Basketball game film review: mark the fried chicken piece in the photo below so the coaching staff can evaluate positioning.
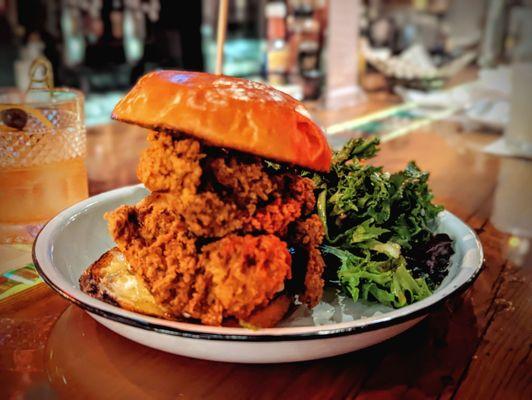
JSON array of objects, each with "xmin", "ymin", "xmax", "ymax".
[
  {"xmin": 245, "ymin": 176, "xmax": 316, "ymax": 235},
  {"xmin": 106, "ymin": 201, "xmax": 292, "ymax": 325},
  {"xmin": 288, "ymin": 175, "xmax": 316, "ymax": 217},
  {"xmin": 106, "ymin": 130, "xmax": 325, "ymax": 325},
  {"xmin": 200, "ymin": 234, "xmax": 291, "ymax": 323},
  {"xmin": 105, "ymin": 200, "xmax": 204, "ymax": 318},
  {"xmin": 135, "ymin": 132, "xmax": 317, "ymax": 237},
  {"xmin": 177, "ymin": 192, "xmax": 246, "ymax": 238},
  {"xmin": 206, "ymin": 156, "xmax": 277, "ymax": 208},
  {"xmin": 300, "ymin": 247, "xmax": 326, "ymax": 307},
  {"xmin": 291, "ymin": 213, "xmax": 325, "ymax": 248},
  {"xmin": 137, "ymin": 131, "xmax": 203, "ymax": 194},
  {"xmin": 246, "ymin": 197, "xmax": 303, "ymax": 235},
  {"xmin": 137, "ymin": 173, "xmax": 316, "ymax": 240},
  {"xmin": 146, "ymin": 191, "xmax": 247, "ymax": 238},
  {"xmin": 288, "ymin": 214, "xmax": 326, "ymax": 307}
]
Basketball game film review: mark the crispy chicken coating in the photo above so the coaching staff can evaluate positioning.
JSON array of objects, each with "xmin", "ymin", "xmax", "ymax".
[
  {"xmin": 283, "ymin": 174, "xmax": 317, "ymax": 217},
  {"xmin": 104, "ymin": 131, "xmax": 326, "ymax": 325},
  {"xmin": 136, "ymin": 132, "xmax": 316, "ymax": 238},
  {"xmin": 245, "ymin": 175, "xmax": 316, "ymax": 235},
  {"xmin": 137, "ymin": 131, "xmax": 203, "ymax": 194},
  {"xmin": 149, "ymin": 191, "xmax": 247, "ymax": 238},
  {"xmin": 246, "ymin": 197, "xmax": 302, "ymax": 235},
  {"xmin": 105, "ymin": 200, "xmax": 202, "ymax": 317},
  {"xmin": 206, "ymin": 156, "xmax": 277, "ymax": 208},
  {"xmin": 200, "ymin": 234, "xmax": 291, "ymax": 322},
  {"xmin": 290, "ymin": 213, "xmax": 325, "ymax": 248},
  {"xmin": 288, "ymin": 214, "xmax": 326, "ymax": 307},
  {"xmin": 106, "ymin": 201, "xmax": 291, "ymax": 325}
]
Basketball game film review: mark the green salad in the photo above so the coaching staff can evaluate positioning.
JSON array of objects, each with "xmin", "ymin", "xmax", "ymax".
[{"xmin": 309, "ymin": 138, "xmax": 453, "ymax": 308}]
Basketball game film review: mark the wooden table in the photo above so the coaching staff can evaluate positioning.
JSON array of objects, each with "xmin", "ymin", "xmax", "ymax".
[{"xmin": 1, "ymin": 109, "xmax": 531, "ymax": 399}]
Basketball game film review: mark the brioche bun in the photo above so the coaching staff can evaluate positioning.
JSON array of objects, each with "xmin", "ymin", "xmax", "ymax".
[{"xmin": 112, "ymin": 70, "xmax": 331, "ymax": 172}]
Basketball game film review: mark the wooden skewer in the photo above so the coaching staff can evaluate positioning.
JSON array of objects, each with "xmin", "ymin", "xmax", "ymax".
[{"xmin": 215, "ymin": 0, "xmax": 229, "ymax": 75}]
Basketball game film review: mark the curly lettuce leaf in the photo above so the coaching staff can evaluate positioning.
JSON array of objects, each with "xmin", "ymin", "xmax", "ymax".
[
  {"xmin": 324, "ymin": 246, "xmax": 432, "ymax": 307},
  {"xmin": 314, "ymin": 138, "xmax": 446, "ymax": 308},
  {"xmin": 388, "ymin": 161, "xmax": 443, "ymax": 249},
  {"xmin": 333, "ymin": 137, "xmax": 380, "ymax": 165}
]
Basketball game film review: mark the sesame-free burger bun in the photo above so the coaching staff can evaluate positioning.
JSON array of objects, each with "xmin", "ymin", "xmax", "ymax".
[{"xmin": 112, "ymin": 70, "xmax": 332, "ymax": 172}]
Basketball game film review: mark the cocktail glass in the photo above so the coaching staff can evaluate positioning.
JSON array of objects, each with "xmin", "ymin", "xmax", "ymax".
[{"xmin": 0, "ymin": 88, "xmax": 88, "ymax": 243}]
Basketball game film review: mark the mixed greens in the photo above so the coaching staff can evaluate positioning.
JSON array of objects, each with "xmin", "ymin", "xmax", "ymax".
[{"xmin": 311, "ymin": 138, "xmax": 453, "ymax": 308}]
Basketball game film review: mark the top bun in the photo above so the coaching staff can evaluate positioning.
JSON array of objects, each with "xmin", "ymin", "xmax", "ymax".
[{"xmin": 112, "ymin": 70, "xmax": 332, "ymax": 172}]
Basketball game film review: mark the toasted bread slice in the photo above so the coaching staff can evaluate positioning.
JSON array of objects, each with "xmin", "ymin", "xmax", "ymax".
[
  {"xmin": 238, "ymin": 294, "xmax": 292, "ymax": 329},
  {"xmin": 79, "ymin": 248, "xmax": 170, "ymax": 318},
  {"xmin": 79, "ymin": 249, "xmax": 292, "ymax": 328}
]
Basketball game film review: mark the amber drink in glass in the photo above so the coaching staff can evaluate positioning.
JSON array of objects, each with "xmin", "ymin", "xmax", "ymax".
[{"xmin": 0, "ymin": 88, "xmax": 88, "ymax": 243}]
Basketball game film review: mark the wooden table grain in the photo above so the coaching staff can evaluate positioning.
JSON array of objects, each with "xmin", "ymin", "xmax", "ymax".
[{"xmin": 0, "ymin": 112, "xmax": 530, "ymax": 399}]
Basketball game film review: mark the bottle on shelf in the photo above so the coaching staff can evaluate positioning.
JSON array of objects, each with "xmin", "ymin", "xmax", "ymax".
[{"xmin": 265, "ymin": 2, "xmax": 290, "ymax": 86}]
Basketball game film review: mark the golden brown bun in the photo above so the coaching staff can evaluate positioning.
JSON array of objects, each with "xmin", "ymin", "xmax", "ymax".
[
  {"xmin": 79, "ymin": 248, "xmax": 292, "ymax": 328},
  {"xmin": 112, "ymin": 70, "xmax": 332, "ymax": 172}
]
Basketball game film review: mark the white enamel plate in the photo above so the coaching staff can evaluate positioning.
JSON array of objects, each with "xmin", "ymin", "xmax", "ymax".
[{"xmin": 33, "ymin": 185, "xmax": 483, "ymax": 364}]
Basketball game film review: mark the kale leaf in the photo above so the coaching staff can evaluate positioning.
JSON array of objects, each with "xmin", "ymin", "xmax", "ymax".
[{"xmin": 314, "ymin": 138, "xmax": 449, "ymax": 308}]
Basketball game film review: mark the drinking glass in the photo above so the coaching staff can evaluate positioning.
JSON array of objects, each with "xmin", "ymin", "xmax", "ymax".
[
  {"xmin": 506, "ymin": 63, "xmax": 532, "ymax": 153},
  {"xmin": 0, "ymin": 88, "xmax": 88, "ymax": 243}
]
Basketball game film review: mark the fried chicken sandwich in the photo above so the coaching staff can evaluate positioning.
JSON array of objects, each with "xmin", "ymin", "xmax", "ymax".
[{"xmin": 80, "ymin": 71, "xmax": 332, "ymax": 328}]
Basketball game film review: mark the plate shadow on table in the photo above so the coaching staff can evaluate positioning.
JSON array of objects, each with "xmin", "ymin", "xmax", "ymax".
[{"xmin": 39, "ymin": 295, "xmax": 481, "ymax": 400}]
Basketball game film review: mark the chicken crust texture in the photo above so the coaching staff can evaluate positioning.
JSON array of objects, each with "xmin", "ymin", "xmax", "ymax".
[
  {"xmin": 137, "ymin": 131, "xmax": 203, "ymax": 194},
  {"xmin": 106, "ymin": 202, "xmax": 291, "ymax": 325},
  {"xmin": 103, "ymin": 131, "xmax": 325, "ymax": 325},
  {"xmin": 201, "ymin": 234, "xmax": 292, "ymax": 322},
  {"xmin": 288, "ymin": 214, "xmax": 326, "ymax": 307}
]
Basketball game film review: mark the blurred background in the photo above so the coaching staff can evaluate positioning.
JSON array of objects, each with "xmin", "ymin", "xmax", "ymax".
[{"xmin": 0, "ymin": 0, "xmax": 530, "ymax": 125}]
